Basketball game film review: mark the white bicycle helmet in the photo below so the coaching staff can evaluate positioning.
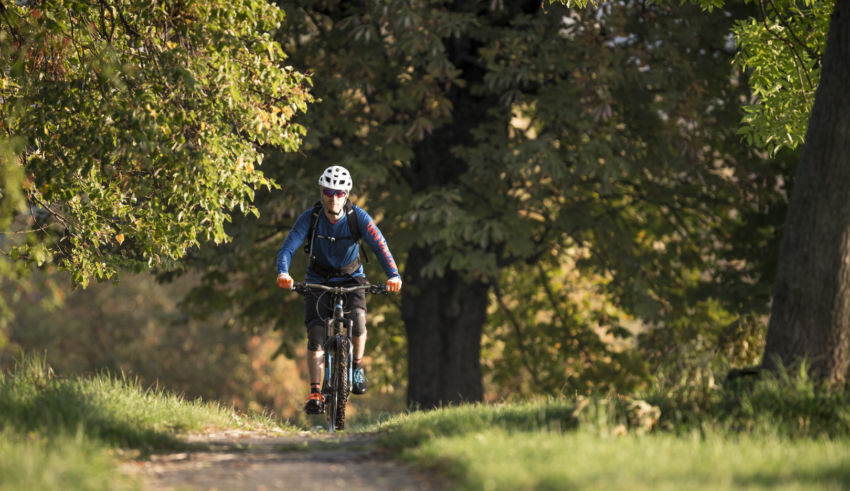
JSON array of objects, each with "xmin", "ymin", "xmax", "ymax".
[{"xmin": 318, "ymin": 165, "xmax": 353, "ymax": 192}]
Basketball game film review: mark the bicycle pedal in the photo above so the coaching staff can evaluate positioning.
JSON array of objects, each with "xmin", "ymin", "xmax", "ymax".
[
  {"xmin": 305, "ymin": 403, "xmax": 324, "ymax": 415},
  {"xmin": 304, "ymin": 395, "xmax": 325, "ymax": 415}
]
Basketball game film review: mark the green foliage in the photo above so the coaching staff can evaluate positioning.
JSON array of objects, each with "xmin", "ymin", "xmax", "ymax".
[
  {"xmin": 378, "ymin": 376, "xmax": 850, "ymax": 444},
  {"xmin": 473, "ymin": 1, "xmax": 785, "ymax": 398},
  {"xmin": 551, "ymin": 0, "xmax": 833, "ymax": 156},
  {"xmin": 733, "ymin": 0, "xmax": 832, "ymax": 155},
  {"xmin": 170, "ymin": 0, "xmax": 789, "ymax": 402},
  {"xmin": 0, "ymin": 0, "xmax": 311, "ymax": 286},
  {"xmin": 484, "ymin": 255, "xmax": 650, "ymax": 397},
  {"xmin": 640, "ymin": 309, "xmax": 767, "ymax": 401}
]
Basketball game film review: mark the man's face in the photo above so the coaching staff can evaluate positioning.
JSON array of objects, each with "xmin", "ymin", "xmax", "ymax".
[{"xmin": 321, "ymin": 187, "xmax": 347, "ymax": 216}]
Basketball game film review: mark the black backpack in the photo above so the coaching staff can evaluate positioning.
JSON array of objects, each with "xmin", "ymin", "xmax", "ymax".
[{"xmin": 303, "ymin": 200, "xmax": 369, "ymax": 278}]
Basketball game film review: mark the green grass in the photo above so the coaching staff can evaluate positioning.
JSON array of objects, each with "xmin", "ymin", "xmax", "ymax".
[
  {"xmin": 374, "ymin": 378, "xmax": 850, "ymax": 491},
  {"xmin": 376, "ymin": 399, "xmax": 582, "ymax": 448},
  {"xmin": 0, "ymin": 355, "xmax": 292, "ymax": 490},
  {"xmin": 8, "ymin": 352, "xmax": 850, "ymax": 490},
  {"xmin": 0, "ymin": 429, "xmax": 137, "ymax": 491},
  {"xmin": 411, "ymin": 429, "xmax": 850, "ymax": 490}
]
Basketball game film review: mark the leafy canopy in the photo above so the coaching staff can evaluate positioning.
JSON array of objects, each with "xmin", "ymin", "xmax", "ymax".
[
  {"xmin": 0, "ymin": 0, "xmax": 311, "ymax": 286},
  {"xmin": 552, "ymin": 0, "xmax": 833, "ymax": 156},
  {"xmin": 178, "ymin": 1, "xmax": 785, "ymax": 397}
]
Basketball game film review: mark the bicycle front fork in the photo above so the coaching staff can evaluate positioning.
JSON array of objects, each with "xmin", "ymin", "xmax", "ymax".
[{"xmin": 323, "ymin": 336, "xmax": 354, "ymax": 391}]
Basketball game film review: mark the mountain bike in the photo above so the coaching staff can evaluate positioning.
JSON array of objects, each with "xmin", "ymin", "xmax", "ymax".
[{"xmin": 293, "ymin": 281, "xmax": 386, "ymax": 432}]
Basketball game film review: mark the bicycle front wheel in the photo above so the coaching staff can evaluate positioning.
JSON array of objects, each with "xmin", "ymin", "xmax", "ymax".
[
  {"xmin": 323, "ymin": 338, "xmax": 339, "ymax": 434},
  {"xmin": 332, "ymin": 337, "xmax": 351, "ymax": 431}
]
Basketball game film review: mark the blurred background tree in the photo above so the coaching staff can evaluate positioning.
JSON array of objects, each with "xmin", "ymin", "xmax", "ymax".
[
  {"xmin": 557, "ymin": 0, "xmax": 850, "ymax": 385},
  {"xmin": 4, "ymin": 0, "xmax": 823, "ymax": 418},
  {"xmin": 0, "ymin": 271, "xmax": 311, "ymax": 419},
  {"xmin": 176, "ymin": 0, "xmax": 792, "ymax": 409}
]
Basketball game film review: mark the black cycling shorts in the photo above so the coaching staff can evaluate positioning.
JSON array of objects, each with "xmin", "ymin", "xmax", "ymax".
[{"xmin": 303, "ymin": 276, "xmax": 368, "ymax": 330}]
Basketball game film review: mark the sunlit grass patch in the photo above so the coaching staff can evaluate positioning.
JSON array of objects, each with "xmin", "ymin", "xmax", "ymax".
[
  {"xmin": 376, "ymin": 388, "xmax": 850, "ymax": 491},
  {"xmin": 411, "ymin": 429, "xmax": 850, "ymax": 490},
  {"xmin": 0, "ymin": 354, "xmax": 293, "ymax": 490},
  {"xmin": 0, "ymin": 355, "xmax": 287, "ymax": 450},
  {"xmin": 376, "ymin": 398, "xmax": 581, "ymax": 447}
]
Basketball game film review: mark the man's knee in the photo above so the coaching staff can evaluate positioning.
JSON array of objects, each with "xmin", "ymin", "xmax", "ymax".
[
  {"xmin": 306, "ymin": 322, "xmax": 324, "ymax": 351},
  {"xmin": 351, "ymin": 307, "xmax": 367, "ymax": 337}
]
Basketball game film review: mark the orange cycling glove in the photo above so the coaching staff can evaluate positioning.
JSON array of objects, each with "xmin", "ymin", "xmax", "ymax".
[
  {"xmin": 386, "ymin": 276, "xmax": 402, "ymax": 293},
  {"xmin": 277, "ymin": 272, "xmax": 294, "ymax": 290}
]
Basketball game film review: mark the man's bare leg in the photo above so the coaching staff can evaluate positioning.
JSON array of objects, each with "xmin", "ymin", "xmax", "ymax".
[
  {"xmin": 352, "ymin": 335, "xmax": 366, "ymax": 362},
  {"xmin": 308, "ymin": 349, "xmax": 324, "ymax": 386}
]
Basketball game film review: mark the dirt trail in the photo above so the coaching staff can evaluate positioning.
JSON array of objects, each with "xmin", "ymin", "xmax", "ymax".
[{"xmin": 122, "ymin": 429, "xmax": 442, "ymax": 491}]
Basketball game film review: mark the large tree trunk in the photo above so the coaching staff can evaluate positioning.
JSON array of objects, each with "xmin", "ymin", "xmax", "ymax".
[
  {"xmin": 763, "ymin": 0, "xmax": 850, "ymax": 383},
  {"xmin": 399, "ymin": 1, "xmax": 541, "ymax": 407},
  {"xmin": 400, "ymin": 21, "xmax": 495, "ymax": 408},
  {"xmin": 402, "ymin": 245, "xmax": 488, "ymax": 408}
]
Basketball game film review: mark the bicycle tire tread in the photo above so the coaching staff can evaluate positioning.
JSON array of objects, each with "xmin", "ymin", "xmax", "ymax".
[{"xmin": 335, "ymin": 337, "xmax": 351, "ymax": 431}]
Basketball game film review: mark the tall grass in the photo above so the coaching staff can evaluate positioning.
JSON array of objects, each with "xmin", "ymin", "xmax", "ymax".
[
  {"xmin": 0, "ymin": 355, "xmax": 287, "ymax": 446},
  {"xmin": 0, "ymin": 354, "xmax": 290, "ymax": 490},
  {"xmin": 649, "ymin": 363, "xmax": 850, "ymax": 437},
  {"xmin": 376, "ymin": 369, "xmax": 850, "ymax": 490}
]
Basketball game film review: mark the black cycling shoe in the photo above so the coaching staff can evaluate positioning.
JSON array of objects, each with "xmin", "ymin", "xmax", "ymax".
[
  {"xmin": 352, "ymin": 367, "xmax": 368, "ymax": 395},
  {"xmin": 304, "ymin": 393, "xmax": 324, "ymax": 414}
]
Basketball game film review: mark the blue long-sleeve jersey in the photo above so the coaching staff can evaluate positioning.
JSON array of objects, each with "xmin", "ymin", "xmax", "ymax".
[{"xmin": 276, "ymin": 204, "xmax": 399, "ymax": 283}]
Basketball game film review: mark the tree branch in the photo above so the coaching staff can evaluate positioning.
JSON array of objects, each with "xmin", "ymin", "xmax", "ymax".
[
  {"xmin": 536, "ymin": 263, "xmax": 572, "ymax": 335},
  {"xmin": 766, "ymin": 0, "xmax": 820, "ymax": 61},
  {"xmin": 98, "ymin": 0, "xmax": 116, "ymax": 43},
  {"xmin": 0, "ymin": 0, "xmax": 23, "ymax": 46},
  {"xmin": 492, "ymin": 279, "xmax": 542, "ymax": 387},
  {"xmin": 113, "ymin": 0, "xmax": 141, "ymax": 40}
]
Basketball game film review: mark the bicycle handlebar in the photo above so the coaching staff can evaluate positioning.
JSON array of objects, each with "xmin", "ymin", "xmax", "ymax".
[{"xmin": 293, "ymin": 282, "xmax": 387, "ymax": 296}]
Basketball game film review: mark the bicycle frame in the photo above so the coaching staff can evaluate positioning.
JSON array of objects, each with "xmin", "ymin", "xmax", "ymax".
[{"xmin": 294, "ymin": 281, "xmax": 385, "ymax": 432}]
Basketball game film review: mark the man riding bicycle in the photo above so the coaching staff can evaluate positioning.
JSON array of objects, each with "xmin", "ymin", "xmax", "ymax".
[{"xmin": 276, "ymin": 165, "xmax": 402, "ymax": 414}]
